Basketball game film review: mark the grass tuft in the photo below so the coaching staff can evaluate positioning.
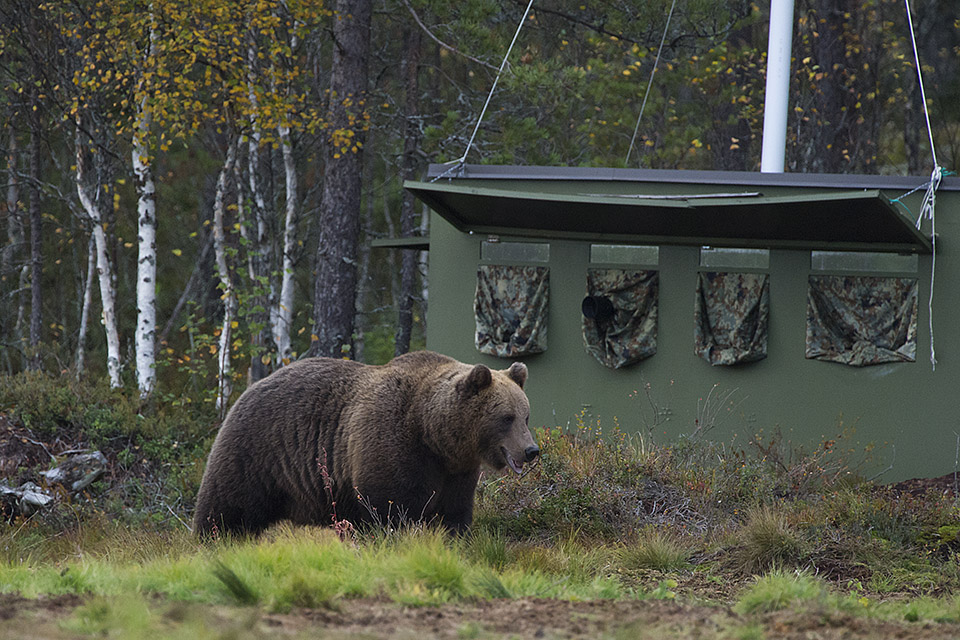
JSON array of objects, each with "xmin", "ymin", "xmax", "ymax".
[
  {"xmin": 617, "ymin": 529, "xmax": 691, "ymax": 571},
  {"xmin": 729, "ymin": 505, "xmax": 808, "ymax": 575},
  {"xmin": 735, "ymin": 569, "xmax": 827, "ymax": 614}
]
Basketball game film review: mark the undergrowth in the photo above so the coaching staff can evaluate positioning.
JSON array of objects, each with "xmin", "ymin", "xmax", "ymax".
[
  {"xmin": 1, "ymin": 369, "xmax": 960, "ymax": 616},
  {"xmin": 0, "ymin": 371, "xmax": 214, "ymax": 530}
]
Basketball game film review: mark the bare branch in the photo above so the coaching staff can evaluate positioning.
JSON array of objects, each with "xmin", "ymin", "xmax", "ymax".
[{"xmin": 398, "ymin": 0, "xmax": 498, "ymax": 72}]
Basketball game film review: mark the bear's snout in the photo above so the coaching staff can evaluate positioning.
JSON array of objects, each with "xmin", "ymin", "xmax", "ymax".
[{"xmin": 524, "ymin": 446, "xmax": 540, "ymax": 462}]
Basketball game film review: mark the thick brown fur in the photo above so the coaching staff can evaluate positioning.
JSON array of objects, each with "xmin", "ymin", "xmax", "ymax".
[{"xmin": 193, "ymin": 351, "xmax": 536, "ymax": 537}]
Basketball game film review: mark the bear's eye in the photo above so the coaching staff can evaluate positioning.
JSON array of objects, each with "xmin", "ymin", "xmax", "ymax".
[{"xmin": 499, "ymin": 414, "xmax": 515, "ymax": 429}]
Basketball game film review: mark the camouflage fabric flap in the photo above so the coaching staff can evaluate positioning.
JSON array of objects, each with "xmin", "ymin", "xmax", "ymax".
[
  {"xmin": 475, "ymin": 265, "xmax": 549, "ymax": 358},
  {"xmin": 694, "ymin": 272, "xmax": 769, "ymax": 366},
  {"xmin": 582, "ymin": 269, "xmax": 658, "ymax": 369},
  {"xmin": 806, "ymin": 275, "xmax": 918, "ymax": 366}
]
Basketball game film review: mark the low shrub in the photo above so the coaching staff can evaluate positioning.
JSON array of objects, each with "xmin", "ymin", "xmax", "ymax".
[{"xmin": 0, "ymin": 371, "xmax": 216, "ymax": 530}]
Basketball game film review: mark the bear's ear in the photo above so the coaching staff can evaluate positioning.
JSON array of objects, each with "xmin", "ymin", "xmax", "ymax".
[
  {"xmin": 506, "ymin": 362, "xmax": 527, "ymax": 389},
  {"xmin": 458, "ymin": 364, "xmax": 493, "ymax": 396}
]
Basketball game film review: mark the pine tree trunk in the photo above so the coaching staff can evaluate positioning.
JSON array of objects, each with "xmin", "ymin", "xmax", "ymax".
[
  {"xmin": 310, "ymin": 0, "xmax": 372, "ymax": 359},
  {"xmin": 27, "ymin": 127, "xmax": 43, "ymax": 371},
  {"xmin": 213, "ymin": 141, "xmax": 239, "ymax": 415},
  {"xmin": 133, "ymin": 102, "xmax": 158, "ymax": 397},
  {"xmin": 395, "ymin": 26, "xmax": 422, "ymax": 356}
]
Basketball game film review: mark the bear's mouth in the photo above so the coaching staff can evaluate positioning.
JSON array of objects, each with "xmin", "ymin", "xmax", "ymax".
[{"xmin": 501, "ymin": 446, "xmax": 524, "ymax": 475}]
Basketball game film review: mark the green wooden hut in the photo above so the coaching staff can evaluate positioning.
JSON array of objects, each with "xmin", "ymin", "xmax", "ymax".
[{"xmin": 404, "ymin": 164, "xmax": 960, "ymax": 481}]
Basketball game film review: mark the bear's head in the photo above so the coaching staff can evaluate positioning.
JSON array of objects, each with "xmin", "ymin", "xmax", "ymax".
[{"xmin": 455, "ymin": 362, "xmax": 539, "ymax": 475}]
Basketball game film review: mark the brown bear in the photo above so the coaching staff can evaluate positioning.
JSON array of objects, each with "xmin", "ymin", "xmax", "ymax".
[{"xmin": 193, "ymin": 351, "xmax": 538, "ymax": 537}]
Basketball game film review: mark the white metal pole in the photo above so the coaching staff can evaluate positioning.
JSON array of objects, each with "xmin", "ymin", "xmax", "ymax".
[{"xmin": 760, "ymin": 0, "xmax": 796, "ymax": 173}]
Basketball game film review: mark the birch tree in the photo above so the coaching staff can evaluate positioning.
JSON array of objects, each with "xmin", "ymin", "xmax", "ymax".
[
  {"xmin": 275, "ymin": 122, "xmax": 299, "ymax": 365},
  {"xmin": 237, "ymin": 6, "xmax": 319, "ymax": 373},
  {"xmin": 212, "ymin": 140, "xmax": 239, "ymax": 414},
  {"xmin": 132, "ymin": 10, "xmax": 159, "ymax": 398},
  {"xmin": 242, "ymin": 43, "xmax": 274, "ymax": 382},
  {"xmin": 272, "ymin": 14, "xmax": 304, "ymax": 367},
  {"xmin": 74, "ymin": 121, "xmax": 122, "ymax": 387},
  {"xmin": 75, "ymin": 234, "xmax": 96, "ymax": 378}
]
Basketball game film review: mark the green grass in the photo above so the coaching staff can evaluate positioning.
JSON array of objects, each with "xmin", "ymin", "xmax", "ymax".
[{"xmin": 0, "ymin": 523, "xmax": 632, "ymax": 610}]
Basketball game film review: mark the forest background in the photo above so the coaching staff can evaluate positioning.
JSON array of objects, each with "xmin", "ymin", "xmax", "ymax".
[{"xmin": 1, "ymin": 0, "xmax": 959, "ymax": 408}]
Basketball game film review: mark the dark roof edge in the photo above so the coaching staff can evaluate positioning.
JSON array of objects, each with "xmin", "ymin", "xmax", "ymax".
[{"xmin": 425, "ymin": 164, "xmax": 960, "ymax": 192}]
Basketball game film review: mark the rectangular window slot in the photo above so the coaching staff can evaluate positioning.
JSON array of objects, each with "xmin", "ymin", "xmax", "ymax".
[
  {"xmin": 700, "ymin": 247, "xmax": 770, "ymax": 269},
  {"xmin": 481, "ymin": 241, "xmax": 550, "ymax": 263},
  {"xmin": 811, "ymin": 251, "xmax": 918, "ymax": 273},
  {"xmin": 590, "ymin": 244, "xmax": 659, "ymax": 265}
]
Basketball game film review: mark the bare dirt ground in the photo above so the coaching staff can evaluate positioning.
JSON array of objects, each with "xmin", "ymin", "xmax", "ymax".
[
  {"xmin": 3, "ymin": 593, "xmax": 960, "ymax": 639},
  {"xmin": 887, "ymin": 472, "xmax": 959, "ymax": 498}
]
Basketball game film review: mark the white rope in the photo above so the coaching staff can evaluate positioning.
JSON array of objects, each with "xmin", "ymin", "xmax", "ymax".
[
  {"xmin": 921, "ymin": 165, "xmax": 941, "ymax": 370},
  {"xmin": 625, "ymin": 0, "xmax": 678, "ymax": 167},
  {"xmin": 904, "ymin": 0, "xmax": 937, "ymax": 169},
  {"xmin": 904, "ymin": 0, "xmax": 942, "ymax": 370}
]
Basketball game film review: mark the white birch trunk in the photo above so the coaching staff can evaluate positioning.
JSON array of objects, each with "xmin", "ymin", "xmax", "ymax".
[
  {"xmin": 246, "ymin": 47, "xmax": 270, "ymax": 266},
  {"xmin": 273, "ymin": 124, "xmax": 298, "ymax": 364},
  {"xmin": 75, "ymin": 125, "xmax": 121, "ymax": 387},
  {"xmin": 233, "ymin": 145, "xmax": 247, "ymax": 262},
  {"xmin": 133, "ymin": 12, "xmax": 158, "ymax": 397},
  {"xmin": 92, "ymin": 223, "xmax": 121, "ymax": 387},
  {"xmin": 75, "ymin": 234, "xmax": 96, "ymax": 378},
  {"xmin": 213, "ymin": 141, "xmax": 238, "ymax": 415},
  {"xmin": 133, "ymin": 103, "xmax": 157, "ymax": 397}
]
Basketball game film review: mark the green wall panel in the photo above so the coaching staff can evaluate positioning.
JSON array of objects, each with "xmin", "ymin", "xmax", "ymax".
[{"xmin": 425, "ymin": 181, "xmax": 956, "ymax": 482}]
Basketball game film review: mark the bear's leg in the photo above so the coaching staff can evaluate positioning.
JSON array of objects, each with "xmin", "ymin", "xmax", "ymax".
[
  {"xmin": 437, "ymin": 471, "xmax": 481, "ymax": 534},
  {"xmin": 285, "ymin": 494, "xmax": 334, "ymax": 527},
  {"xmin": 194, "ymin": 479, "xmax": 285, "ymax": 538}
]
